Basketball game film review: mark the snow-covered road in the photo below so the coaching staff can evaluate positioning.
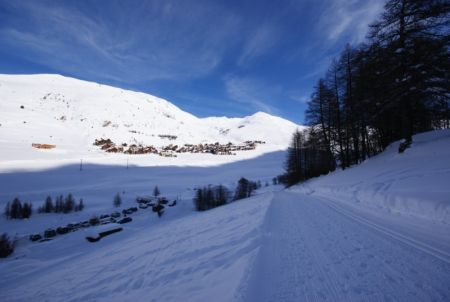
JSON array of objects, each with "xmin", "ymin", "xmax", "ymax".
[{"xmin": 243, "ymin": 191, "xmax": 450, "ymax": 302}]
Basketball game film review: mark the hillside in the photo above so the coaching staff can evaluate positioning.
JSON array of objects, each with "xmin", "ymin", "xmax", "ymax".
[
  {"xmin": 0, "ymin": 74, "xmax": 302, "ymax": 170},
  {"xmin": 1, "ymin": 130, "xmax": 449, "ymax": 302},
  {"xmin": 292, "ymin": 129, "xmax": 450, "ymax": 223}
]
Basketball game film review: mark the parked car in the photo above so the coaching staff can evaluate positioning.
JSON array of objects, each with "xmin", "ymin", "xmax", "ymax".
[
  {"xmin": 85, "ymin": 224, "xmax": 123, "ymax": 242},
  {"xmin": 29, "ymin": 234, "xmax": 42, "ymax": 242},
  {"xmin": 111, "ymin": 211, "xmax": 121, "ymax": 218},
  {"xmin": 158, "ymin": 198, "xmax": 168, "ymax": 205},
  {"xmin": 136, "ymin": 196, "xmax": 153, "ymax": 204},
  {"xmin": 44, "ymin": 229, "xmax": 56, "ymax": 238},
  {"xmin": 139, "ymin": 204, "xmax": 148, "ymax": 209},
  {"xmin": 122, "ymin": 209, "xmax": 132, "ymax": 215},
  {"xmin": 89, "ymin": 217, "xmax": 100, "ymax": 226},
  {"xmin": 117, "ymin": 217, "xmax": 132, "ymax": 224},
  {"xmin": 56, "ymin": 227, "xmax": 70, "ymax": 235}
]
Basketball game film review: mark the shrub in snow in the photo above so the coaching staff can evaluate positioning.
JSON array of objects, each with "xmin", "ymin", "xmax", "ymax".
[{"xmin": 0, "ymin": 233, "xmax": 14, "ymax": 258}]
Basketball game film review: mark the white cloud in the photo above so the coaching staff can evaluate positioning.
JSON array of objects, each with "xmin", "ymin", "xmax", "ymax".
[
  {"xmin": 237, "ymin": 23, "xmax": 280, "ymax": 66},
  {"xmin": 0, "ymin": 0, "xmax": 241, "ymax": 82},
  {"xmin": 224, "ymin": 75, "xmax": 281, "ymax": 114},
  {"xmin": 319, "ymin": 0, "xmax": 384, "ymax": 43}
]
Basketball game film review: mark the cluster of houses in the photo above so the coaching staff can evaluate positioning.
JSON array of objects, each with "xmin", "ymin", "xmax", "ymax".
[{"xmin": 93, "ymin": 138, "xmax": 266, "ymax": 156}]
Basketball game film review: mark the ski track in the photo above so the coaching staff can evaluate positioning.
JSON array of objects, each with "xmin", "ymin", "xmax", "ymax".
[{"xmin": 243, "ymin": 191, "xmax": 450, "ymax": 302}]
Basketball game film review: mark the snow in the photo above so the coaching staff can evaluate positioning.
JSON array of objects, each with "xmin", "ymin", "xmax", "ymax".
[
  {"xmin": 0, "ymin": 74, "xmax": 303, "ymax": 171},
  {"xmin": 1, "ymin": 74, "xmax": 450, "ymax": 301},
  {"xmin": 291, "ymin": 129, "xmax": 450, "ymax": 223},
  {"xmin": 243, "ymin": 191, "xmax": 450, "ymax": 301},
  {"xmin": 0, "ymin": 192, "xmax": 274, "ymax": 302}
]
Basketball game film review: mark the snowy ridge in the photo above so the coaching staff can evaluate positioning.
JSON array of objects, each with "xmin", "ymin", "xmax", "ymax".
[{"xmin": 0, "ymin": 74, "xmax": 302, "ymax": 167}]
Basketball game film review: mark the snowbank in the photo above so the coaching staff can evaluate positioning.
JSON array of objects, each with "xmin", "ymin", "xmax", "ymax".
[{"xmin": 292, "ymin": 129, "xmax": 450, "ymax": 223}]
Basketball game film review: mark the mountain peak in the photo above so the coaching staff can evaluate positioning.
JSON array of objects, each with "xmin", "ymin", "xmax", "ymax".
[{"xmin": 0, "ymin": 74, "xmax": 303, "ymax": 163}]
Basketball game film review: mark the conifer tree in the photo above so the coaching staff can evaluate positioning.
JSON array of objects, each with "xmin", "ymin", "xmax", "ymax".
[
  {"xmin": 113, "ymin": 193, "xmax": 122, "ymax": 208},
  {"xmin": 153, "ymin": 186, "xmax": 161, "ymax": 198}
]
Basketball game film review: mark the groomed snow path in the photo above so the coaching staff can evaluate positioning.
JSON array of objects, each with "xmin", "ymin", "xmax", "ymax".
[{"xmin": 243, "ymin": 191, "xmax": 450, "ymax": 302}]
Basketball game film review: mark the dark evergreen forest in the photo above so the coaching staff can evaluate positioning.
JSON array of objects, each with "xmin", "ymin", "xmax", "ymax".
[{"xmin": 285, "ymin": 0, "xmax": 449, "ymax": 186}]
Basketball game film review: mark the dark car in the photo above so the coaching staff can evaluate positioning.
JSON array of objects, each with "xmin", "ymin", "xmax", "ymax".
[
  {"xmin": 56, "ymin": 227, "xmax": 70, "ymax": 235},
  {"xmin": 158, "ymin": 198, "xmax": 168, "ymax": 205},
  {"xmin": 117, "ymin": 217, "xmax": 132, "ymax": 224},
  {"xmin": 89, "ymin": 217, "xmax": 100, "ymax": 226},
  {"xmin": 122, "ymin": 209, "xmax": 132, "ymax": 215},
  {"xmin": 111, "ymin": 211, "xmax": 121, "ymax": 218},
  {"xmin": 29, "ymin": 234, "xmax": 42, "ymax": 241},
  {"xmin": 44, "ymin": 229, "xmax": 57, "ymax": 238},
  {"xmin": 136, "ymin": 197, "xmax": 152, "ymax": 204}
]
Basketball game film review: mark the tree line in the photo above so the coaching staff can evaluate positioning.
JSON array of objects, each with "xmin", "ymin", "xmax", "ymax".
[
  {"xmin": 194, "ymin": 177, "xmax": 261, "ymax": 211},
  {"xmin": 4, "ymin": 198, "xmax": 32, "ymax": 219},
  {"xmin": 38, "ymin": 194, "xmax": 84, "ymax": 214},
  {"xmin": 4, "ymin": 194, "xmax": 85, "ymax": 219},
  {"xmin": 285, "ymin": 0, "xmax": 449, "ymax": 186}
]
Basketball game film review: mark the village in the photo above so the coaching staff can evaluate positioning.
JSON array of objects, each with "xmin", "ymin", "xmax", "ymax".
[{"xmin": 93, "ymin": 138, "xmax": 265, "ymax": 157}]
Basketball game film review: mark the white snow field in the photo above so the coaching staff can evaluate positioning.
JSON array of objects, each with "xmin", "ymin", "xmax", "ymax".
[{"xmin": 1, "ymin": 74, "xmax": 449, "ymax": 301}]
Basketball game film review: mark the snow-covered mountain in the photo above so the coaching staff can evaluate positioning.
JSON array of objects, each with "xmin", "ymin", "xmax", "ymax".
[{"xmin": 0, "ymin": 74, "xmax": 302, "ymax": 166}]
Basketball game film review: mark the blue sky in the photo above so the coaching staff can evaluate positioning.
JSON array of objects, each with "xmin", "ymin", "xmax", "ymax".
[{"xmin": 0, "ymin": 0, "xmax": 383, "ymax": 124}]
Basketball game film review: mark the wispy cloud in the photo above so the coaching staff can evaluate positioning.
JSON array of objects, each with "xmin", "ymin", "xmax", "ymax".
[
  {"xmin": 237, "ymin": 23, "xmax": 280, "ymax": 66},
  {"xmin": 224, "ymin": 75, "xmax": 281, "ymax": 114},
  {"xmin": 319, "ymin": 0, "xmax": 383, "ymax": 43},
  {"xmin": 0, "ymin": 0, "xmax": 241, "ymax": 82},
  {"xmin": 288, "ymin": 92, "xmax": 310, "ymax": 104}
]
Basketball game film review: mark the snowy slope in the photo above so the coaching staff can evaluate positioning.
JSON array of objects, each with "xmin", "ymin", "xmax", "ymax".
[
  {"xmin": 0, "ymin": 192, "xmax": 274, "ymax": 302},
  {"xmin": 1, "ymin": 130, "xmax": 450, "ymax": 301},
  {"xmin": 0, "ymin": 74, "xmax": 302, "ymax": 168},
  {"xmin": 292, "ymin": 129, "xmax": 450, "ymax": 223}
]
